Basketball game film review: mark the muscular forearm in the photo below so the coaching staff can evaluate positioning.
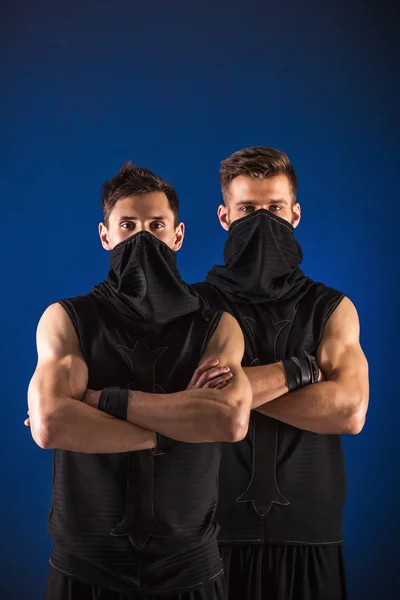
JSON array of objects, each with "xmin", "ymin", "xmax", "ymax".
[
  {"xmin": 256, "ymin": 379, "xmax": 365, "ymax": 434},
  {"xmin": 32, "ymin": 396, "xmax": 156, "ymax": 453},
  {"xmin": 244, "ymin": 363, "xmax": 289, "ymax": 408},
  {"xmin": 126, "ymin": 384, "xmax": 249, "ymax": 443}
]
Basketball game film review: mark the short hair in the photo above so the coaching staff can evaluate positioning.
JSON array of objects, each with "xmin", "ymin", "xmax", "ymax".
[
  {"xmin": 220, "ymin": 146, "xmax": 297, "ymax": 203},
  {"xmin": 101, "ymin": 162, "xmax": 179, "ymax": 225}
]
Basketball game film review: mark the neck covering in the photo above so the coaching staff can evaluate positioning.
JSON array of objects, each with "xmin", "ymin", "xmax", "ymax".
[
  {"xmin": 205, "ymin": 209, "xmax": 307, "ymax": 303},
  {"xmin": 92, "ymin": 231, "xmax": 199, "ymax": 323}
]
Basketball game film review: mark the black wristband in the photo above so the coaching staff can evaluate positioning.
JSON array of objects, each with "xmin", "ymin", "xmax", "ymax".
[
  {"xmin": 304, "ymin": 351, "xmax": 320, "ymax": 385},
  {"xmin": 153, "ymin": 433, "xmax": 180, "ymax": 456},
  {"xmin": 98, "ymin": 387, "xmax": 129, "ymax": 420},
  {"xmin": 282, "ymin": 352, "xmax": 320, "ymax": 392}
]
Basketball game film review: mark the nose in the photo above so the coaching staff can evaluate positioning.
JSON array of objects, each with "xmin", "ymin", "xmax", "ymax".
[
  {"xmin": 134, "ymin": 223, "xmax": 151, "ymax": 233},
  {"xmin": 132, "ymin": 223, "xmax": 158, "ymax": 238}
]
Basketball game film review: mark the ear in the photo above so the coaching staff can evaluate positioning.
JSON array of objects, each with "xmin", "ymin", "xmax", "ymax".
[
  {"xmin": 217, "ymin": 204, "xmax": 230, "ymax": 231},
  {"xmin": 292, "ymin": 202, "xmax": 301, "ymax": 229},
  {"xmin": 99, "ymin": 222, "xmax": 112, "ymax": 250},
  {"xmin": 173, "ymin": 222, "xmax": 185, "ymax": 251}
]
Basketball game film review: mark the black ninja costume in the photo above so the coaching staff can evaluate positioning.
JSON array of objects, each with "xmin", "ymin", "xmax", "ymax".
[
  {"xmin": 46, "ymin": 232, "xmax": 225, "ymax": 600},
  {"xmin": 192, "ymin": 210, "xmax": 346, "ymax": 600}
]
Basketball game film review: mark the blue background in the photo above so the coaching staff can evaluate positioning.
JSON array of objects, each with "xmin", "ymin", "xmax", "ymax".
[{"xmin": 1, "ymin": 1, "xmax": 398, "ymax": 598}]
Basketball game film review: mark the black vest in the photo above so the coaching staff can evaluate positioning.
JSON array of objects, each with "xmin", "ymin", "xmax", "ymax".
[
  {"xmin": 192, "ymin": 278, "xmax": 345, "ymax": 545},
  {"xmin": 48, "ymin": 293, "xmax": 224, "ymax": 595}
]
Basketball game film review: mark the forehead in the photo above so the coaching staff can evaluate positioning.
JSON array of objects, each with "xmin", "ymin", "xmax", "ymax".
[
  {"xmin": 110, "ymin": 192, "xmax": 174, "ymax": 219},
  {"xmin": 228, "ymin": 174, "xmax": 292, "ymax": 201}
]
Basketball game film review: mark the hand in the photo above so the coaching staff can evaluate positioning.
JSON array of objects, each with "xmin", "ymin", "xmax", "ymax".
[
  {"xmin": 82, "ymin": 389, "xmax": 101, "ymax": 408},
  {"xmin": 187, "ymin": 357, "xmax": 233, "ymax": 390}
]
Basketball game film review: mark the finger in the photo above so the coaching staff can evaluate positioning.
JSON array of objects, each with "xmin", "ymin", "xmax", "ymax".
[
  {"xmin": 215, "ymin": 381, "xmax": 229, "ymax": 390},
  {"xmin": 187, "ymin": 358, "xmax": 220, "ymax": 388},
  {"xmin": 204, "ymin": 373, "xmax": 234, "ymax": 389},
  {"xmin": 188, "ymin": 363, "xmax": 221, "ymax": 389},
  {"xmin": 196, "ymin": 366, "xmax": 231, "ymax": 388},
  {"xmin": 197, "ymin": 358, "xmax": 220, "ymax": 373},
  {"xmin": 202, "ymin": 357, "xmax": 220, "ymax": 366}
]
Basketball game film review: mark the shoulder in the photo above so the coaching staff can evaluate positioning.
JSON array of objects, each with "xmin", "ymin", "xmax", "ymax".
[
  {"xmin": 39, "ymin": 302, "xmax": 74, "ymax": 329},
  {"xmin": 303, "ymin": 279, "xmax": 344, "ymax": 305},
  {"xmin": 297, "ymin": 279, "xmax": 345, "ymax": 324},
  {"xmin": 324, "ymin": 296, "xmax": 360, "ymax": 340},
  {"xmin": 219, "ymin": 311, "xmax": 241, "ymax": 331},
  {"xmin": 37, "ymin": 302, "xmax": 81, "ymax": 358}
]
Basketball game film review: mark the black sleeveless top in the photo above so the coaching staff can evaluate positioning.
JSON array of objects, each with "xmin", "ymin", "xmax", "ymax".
[
  {"xmin": 192, "ymin": 278, "xmax": 346, "ymax": 545},
  {"xmin": 48, "ymin": 293, "xmax": 224, "ymax": 595}
]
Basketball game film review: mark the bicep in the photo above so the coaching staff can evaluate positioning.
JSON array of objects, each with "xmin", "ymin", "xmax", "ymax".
[
  {"xmin": 203, "ymin": 312, "xmax": 251, "ymax": 403},
  {"xmin": 28, "ymin": 304, "xmax": 88, "ymax": 414},
  {"xmin": 200, "ymin": 312, "xmax": 245, "ymax": 372},
  {"xmin": 317, "ymin": 297, "xmax": 368, "ymax": 384}
]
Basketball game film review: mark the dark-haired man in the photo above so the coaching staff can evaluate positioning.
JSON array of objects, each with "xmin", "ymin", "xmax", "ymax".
[
  {"xmin": 191, "ymin": 147, "xmax": 369, "ymax": 600},
  {"xmin": 27, "ymin": 163, "xmax": 252, "ymax": 600}
]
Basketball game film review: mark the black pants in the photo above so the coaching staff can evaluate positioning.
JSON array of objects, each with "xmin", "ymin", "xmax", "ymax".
[
  {"xmin": 45, "ymin": 566, "xmax": 225, "ymax": 600},
  {"xmin": 221, "ymin": 543, "xmax": 347, "ymax": 600}
]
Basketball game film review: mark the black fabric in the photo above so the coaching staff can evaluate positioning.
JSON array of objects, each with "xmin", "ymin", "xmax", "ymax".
[
  {"xmin": 206, "ymin": 209, "xmax": 306, "ymax": 304},
  {"xmin": 192, "ymin": 212, "xmax": 345, "ymax": 544},
  {"xmin": 220, "ymin": 543, "xmax": 347, "ymax": 600},
  {"xmin": 50, "ymin": 263, "xmax": 225, "ymax": 594},
  {"xmin": 92, "ymin": 231, "xmax": 199, "ymax": 324},
  {"xmin": 306, "ymin": 353, "xmax": 320, "ymax": 384},
  {"xmin": 99, "ymin": 387, "xmax": 129, "ymax": 420},
  {"xmin": 45, "ymin": 566, "xmax": 225, "ymax": 600},
  {"xmin": 282, "ymin": 357, "xmax": 308, "ymax": 391},
  {"xmin": 283, "ymin": 353, "xmax": 319, "ymax": 392},
  {"xmin": 153, "ymin": 432, "xmax": 179, "ymax": 455}
]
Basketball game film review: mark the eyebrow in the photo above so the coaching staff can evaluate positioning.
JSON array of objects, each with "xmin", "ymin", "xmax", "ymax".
[
  {"xmin": 118, "ymin": 215, "xmax": 166, "ymax": 221},
  {"xmin": 236, "ymin": 199, "xmax": 288, "ymax": 206}
]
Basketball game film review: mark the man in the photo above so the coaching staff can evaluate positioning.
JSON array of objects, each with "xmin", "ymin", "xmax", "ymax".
[
  {"xmin": 27, "ymin": 163, "xmax": 252, "ymax": 600},
  {"xmin": 191, "ymin": 147, "xmax": 369, "ymax": 600}
]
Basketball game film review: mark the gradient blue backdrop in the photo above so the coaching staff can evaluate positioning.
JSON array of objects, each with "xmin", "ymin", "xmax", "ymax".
[{"xmin": 1, "ymin": 1, "xmax": 398, "ymax": 598}]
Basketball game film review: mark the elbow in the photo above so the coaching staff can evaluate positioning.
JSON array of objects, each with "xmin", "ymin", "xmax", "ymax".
[
  {"xmin": 31, "ymin": 415, "xmax": 57, "ymax": 449},
  {"xmin": 341, "ymin": 416, "xmax": 365, "ymax": 435},
  {"xmin": 222, "ymin": 405, "xmax": 250, "ymax": 442},
  {"xmin": 215, "ymin": 383, "xmax": 252, "ymax": 442},
  {"xmin": 342, "ymin": 396, "xmax": 368, "ymax": 435},
  {"xmin": 343, "ymin": 412, "xmax": 366, "ymax": 435},
  {"xmin": 223, "ymin": 415, "xmax": 249, "ymax": 442}
]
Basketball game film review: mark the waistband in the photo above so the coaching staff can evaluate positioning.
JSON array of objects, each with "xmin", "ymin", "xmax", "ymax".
[{"xmin": 50, "ymin": 538, "xmax": 223, "ymax": 596}]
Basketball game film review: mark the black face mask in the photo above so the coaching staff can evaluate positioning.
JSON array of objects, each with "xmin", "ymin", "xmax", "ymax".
[
  {"xmin": 92, "ymin": 231, "xmax": 199, "ymax": 323},
  {"xmin": 205, "ymin": 209, "xmax": 306, "ymax": 303}
]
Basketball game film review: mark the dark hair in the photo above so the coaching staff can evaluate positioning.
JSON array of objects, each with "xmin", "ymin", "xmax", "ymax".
[
  {"xmin": 220, "ymin": 146, "xmax": 297, "ymax": 202},
  {"xmin": 101, "ymin": 162, "xmax": 179, "ymax": 225}
]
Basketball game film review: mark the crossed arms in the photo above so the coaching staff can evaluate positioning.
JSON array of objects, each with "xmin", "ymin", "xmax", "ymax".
[
  {"xmin": 27, "ymin": 304, "xmax": 252, "ymax": 453},
  {"xmin": 27, "ymin": 295, "xmax": 368, "ymax": 453},
  {"xmin": 245, "ymin": 296, "xmax": 369, "ymax": 434}
]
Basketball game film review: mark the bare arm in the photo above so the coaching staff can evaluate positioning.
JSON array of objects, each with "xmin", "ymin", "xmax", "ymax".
[
  {"xmin": 28, "ymin": 303, "xmax": 156, "ymax": 453},
  {"xmin": 255, "ymin": 297, "xmax": 369, "ymax": 434},
  {"xmin": 244, "ymin": 362, "xmax": 289, "ymax": 408},
  {"xmin": 187, "ymin": 349, "xmax": 289, "ymax": 407},
  {"xmin": 125, "ymin": 312, "xmax": 252, "ymax": 443}
]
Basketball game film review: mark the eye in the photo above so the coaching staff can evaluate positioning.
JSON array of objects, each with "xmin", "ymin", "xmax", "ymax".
[
  {"xmin": 121, "ymin": 222, "xmax": 135, "ymax": 230},
  {"xmin": 269, "ymin": 205, "xmax": 281, "ymax": 212},
  {"xmin": 151, "ymin": 221, "xmax": 165, "ymax": 230},
  {"xmin": 240, "ymin": 206, "xmax": 255, "ymax": 213}
]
